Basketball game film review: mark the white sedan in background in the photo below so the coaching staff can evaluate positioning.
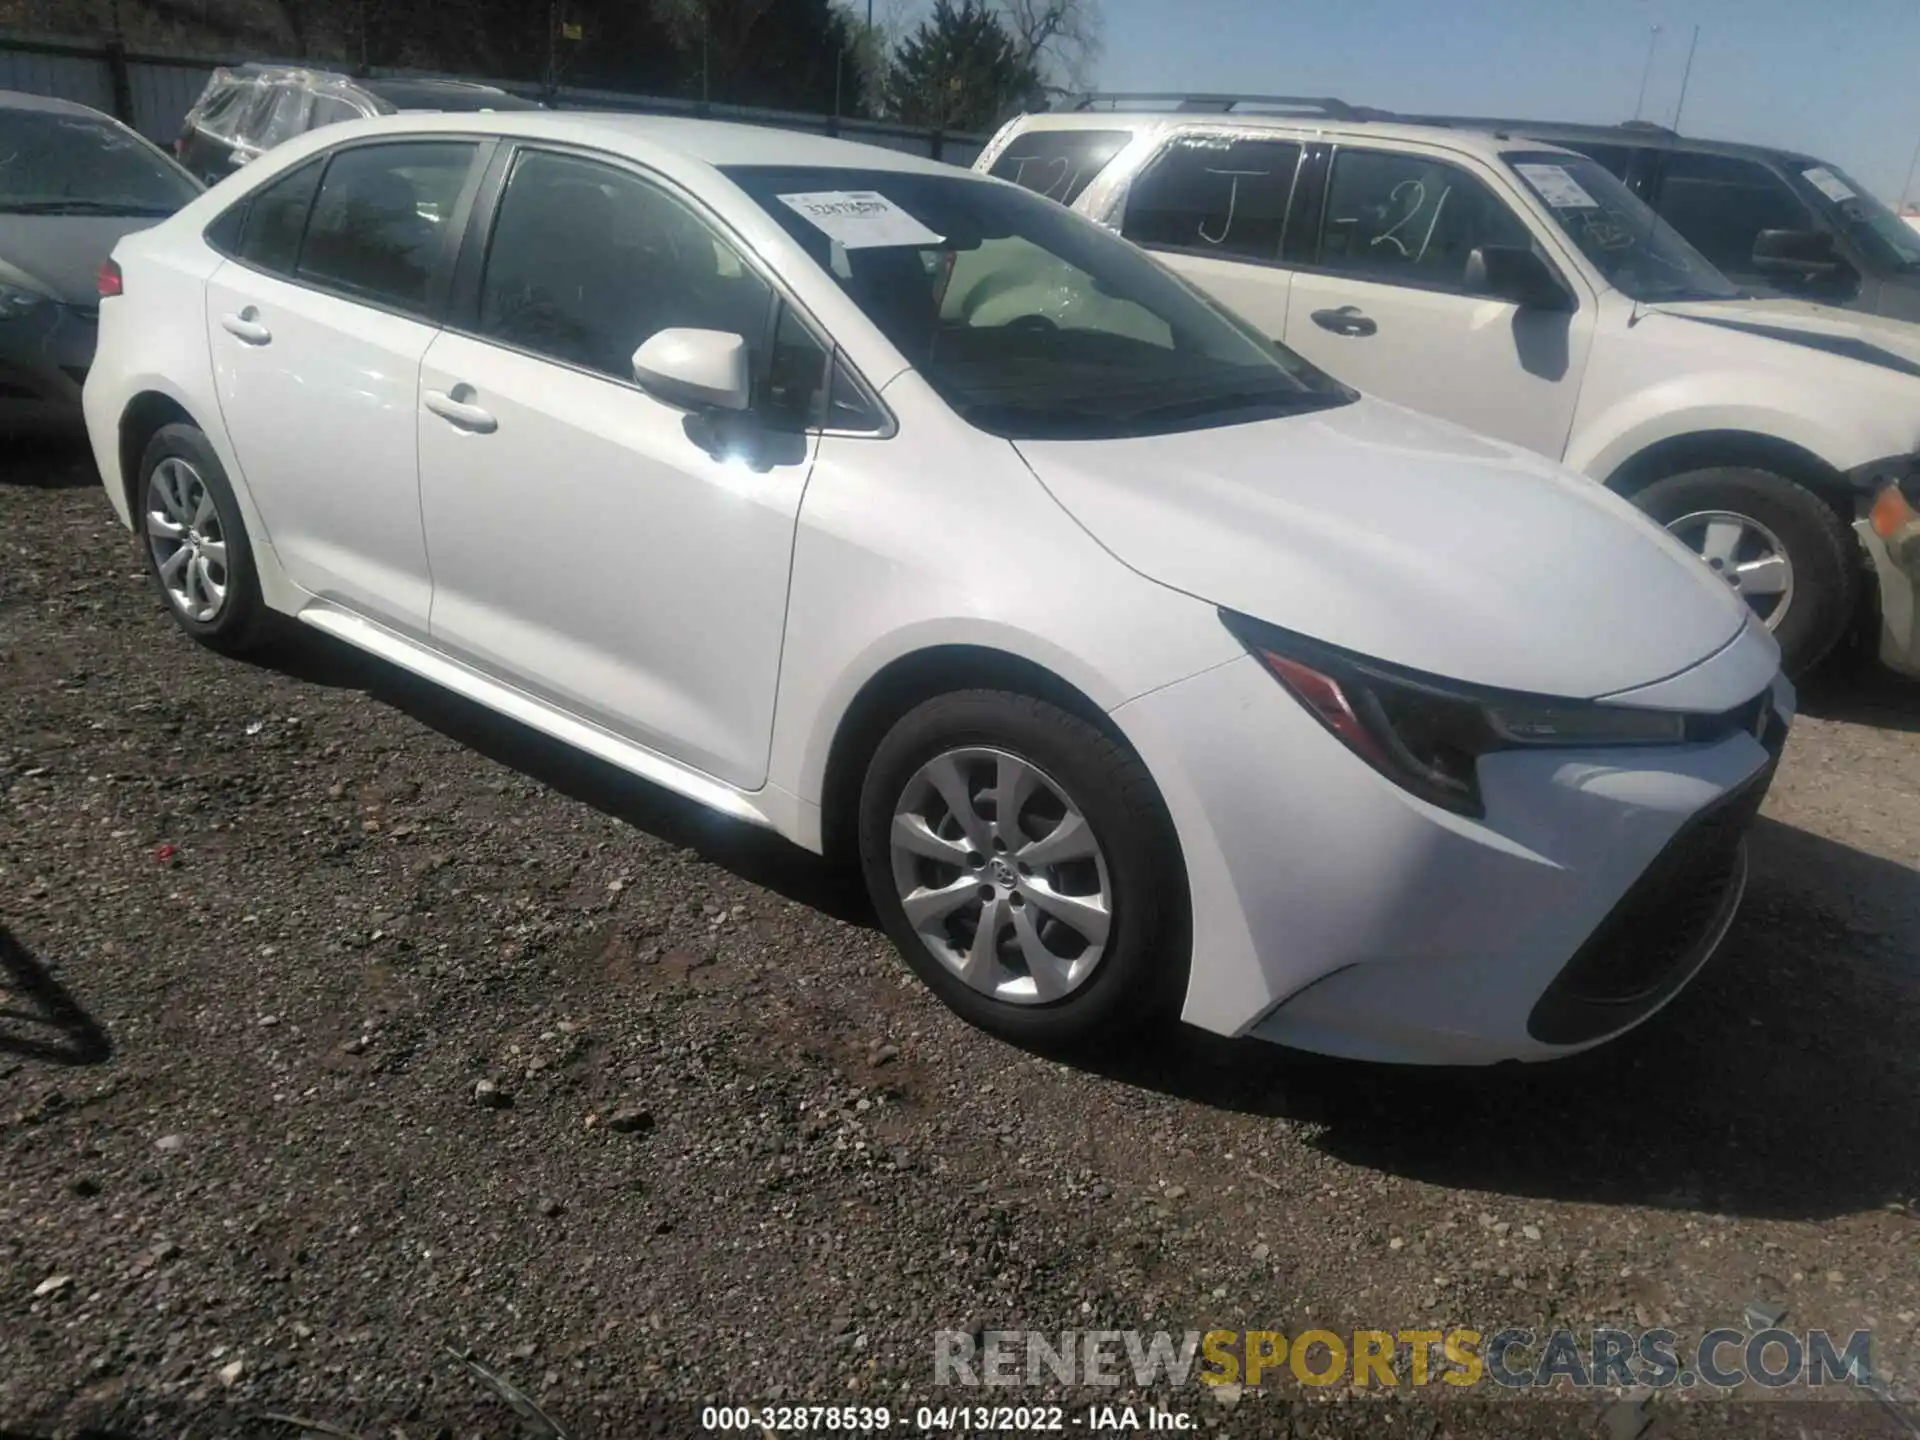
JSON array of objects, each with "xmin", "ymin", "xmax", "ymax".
[{"xmin": 83, "ymin": 112, "xmax": 1789, "ymax": 1064}]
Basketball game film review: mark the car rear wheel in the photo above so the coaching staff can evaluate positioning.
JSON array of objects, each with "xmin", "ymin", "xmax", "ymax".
[
  {"xmin": 1631, "ymin": 466, "xmax": 1858, "ymax": 679},
  {"xmin": 137, "ymin": 423, "xmax": 274, "ymax": 654},
  {"xmin": 857, "ymin": 690, "xmax": 1187, "ymax": 1050}
]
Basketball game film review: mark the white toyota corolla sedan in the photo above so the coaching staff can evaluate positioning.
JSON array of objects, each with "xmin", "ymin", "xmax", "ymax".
[{"xmin": 82, "ymin": 112, "xmax": 1792, "ymax": 1064}]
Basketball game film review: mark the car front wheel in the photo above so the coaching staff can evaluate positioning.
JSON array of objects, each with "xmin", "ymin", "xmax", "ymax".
[
  {"xmin": 857, "ymin": 690, "xmax": 1187, "ymax": 1051},
  {"xmin": 1632, "ymin": 466, "xmax": 1859, "ymax": 679}
]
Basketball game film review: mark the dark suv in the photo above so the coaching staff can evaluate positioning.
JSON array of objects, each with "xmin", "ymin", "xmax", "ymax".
[
  {"xmin": 1388, "ymin": 114, "xmax": 1920, "ymax": 321},
  {"xmin": 176, "ymin": 65, "xmax": 540, "ymax": 186}
]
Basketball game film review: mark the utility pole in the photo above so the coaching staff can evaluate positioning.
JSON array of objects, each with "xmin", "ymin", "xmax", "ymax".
[
  {"xmin": 1671, "ymin": 23, "xmax": 1699, "ymax": 134},
  {"xmin": 1902, "ymin": 128, "xmax": 1920, "ymax": 209},
  {"xmin": 1632, "ymin": 24, "xmax": 1661, "ymax": 121}
]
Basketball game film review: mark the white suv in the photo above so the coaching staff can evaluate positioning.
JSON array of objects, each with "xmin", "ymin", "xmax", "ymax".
[{"xmin": 977, "ymin": 99, "xmax": 1920, "ymax": 680}]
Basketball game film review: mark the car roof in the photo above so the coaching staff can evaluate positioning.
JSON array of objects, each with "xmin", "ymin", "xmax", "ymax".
[
  {"xmin": 359, "ymin": 77, "xmax": 541, "ymax": 111},
  {"xmin": 1003, "ymin": 109, "xmax": 1560, "ymax": 162},
  {"xmin": 0, "ymin": 88, "xmax": 118, "ymax": 120},
  {"xmin": 327, "ymin": 108, "xmax": 966, "ymax": 175},
  {"xmin": 1016, "ymin": 107, "xmax": 1827, "ymax": 171}
]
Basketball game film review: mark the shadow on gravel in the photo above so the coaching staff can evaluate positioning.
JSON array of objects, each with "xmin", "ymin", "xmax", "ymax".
[
  {"xmin": 1072, "ymin": 817, "xmax": 1920, "ymax": 1224},
  {"xmin": 4, "ymin": 434, "xmax": 99, "ymax": 489},
  {"xmin": 251, "ymin": 628, "xmax": 877, "ymax": 927},
  {"xmin": 0, "ymin": 925, "xmax": 112, "ymax": 1066},
  {"xmin": 1797, "ymin": 650, "xmax": 1920, "ymax": 734}
]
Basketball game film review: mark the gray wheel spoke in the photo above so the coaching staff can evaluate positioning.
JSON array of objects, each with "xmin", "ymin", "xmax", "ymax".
[
  {"xmin": 197, "ymin": 540, "xmax": 228, "ymax": 570},
  {"xmin": 145, "ymin": 510, "xmax": 185, "ymax": 542},
  {"xmin": 157, "ymin": 546, "xmax": 192, "ymax": 582},
  {"xmin": 153, "ymin": 462, "xmax": 189, "ymax": 523},
  {"xmin": 1699, "ymin": 519, "xmax": 1743, "ymax": 566},
  {"xmin": 193, "ymin": 555, "xmax": 225, "ymax": 610},
  {"xmin": 1016, "ymin": 811, "xmax": 1096, "ymax": 867},
  {"xmin": 892, "ymin": 813, "xmax": 972, "ymax": 865},
  {"xmin": 992, "ymin": 753, "xmax": 1038, "ymax": 844},
  {"xmin": 901, "ymin": 875, "xmax": 979, "ymax": 931},
  {"xmin": 963, "ymin": 893, "xmax": 1008, "ymax": 986},
  {"xmin": 1734, "ymin": 553, "xmax": 1788, "ymax": 597},
  {"xmin": 923, "ymin": 754, "xmax": 991, "ymax": 852},
  {"xmin": 1022, "ymin": 875, "xmax": 1110, "ymax": 947},
  {"xmin": 1012, "ymin": 904, "xmax": 1070, "ymax": 1001},
  {"xmin": 191, "ymin": 489, "xmax": 215, "ymax": 530}
]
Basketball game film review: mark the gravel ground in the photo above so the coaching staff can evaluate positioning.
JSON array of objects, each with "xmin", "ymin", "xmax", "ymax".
[{"xmin": 3, "ymin": 445, "xmax": 1918, "ymax": 1440}]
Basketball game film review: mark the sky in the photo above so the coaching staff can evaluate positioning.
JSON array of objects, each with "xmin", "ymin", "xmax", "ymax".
[{"xmin": 890, "ymin": 0, "xmax": 1920, "ymax": 205}]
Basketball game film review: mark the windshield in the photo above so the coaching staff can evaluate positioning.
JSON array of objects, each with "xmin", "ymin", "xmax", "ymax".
[
  {"xmin": 722, "ymin": 164, "xmax": 1352, "ymax": 440},
  {"xmin": 1793, "ymin": 160, "xmax": 1920, "ymax": 270},
  {"xmin": 1503, "ymin": 150, "xmax": 1742, "ymax": 303},
  {"xmin": 0, "ymin": 109, "xmax": 200, "ymax": 214}
]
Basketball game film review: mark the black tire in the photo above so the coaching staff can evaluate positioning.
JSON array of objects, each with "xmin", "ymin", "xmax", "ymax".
[
  {"xmin": 136, "ymin": 422, "xmax": 275, "ymax": 655},
  {"xmin": 857, "ymin": 690, "xmax": 1188, "ymax": 1051},
  {"xmin": 1630, "ymin": 466, "xmax": 1859, "ymax": 679}
]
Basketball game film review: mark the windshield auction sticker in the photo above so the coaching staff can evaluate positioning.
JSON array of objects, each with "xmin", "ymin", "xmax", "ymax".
[
  {"xmin": 1514, "ymin": 163, "xmax": 1599, "ymax": 210},
  {"xmin": 777, "ymin": 190, "xmax": 945, "ymax": 248},
  {"xmin": 1802, "ymin": 166, "xmax": 1858, "ymax": 203}
]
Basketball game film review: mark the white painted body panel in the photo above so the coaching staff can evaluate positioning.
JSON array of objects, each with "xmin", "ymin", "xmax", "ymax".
[{"xmin": 82, "ymin": 110, "xmax": 1795, "ymax": 1065}]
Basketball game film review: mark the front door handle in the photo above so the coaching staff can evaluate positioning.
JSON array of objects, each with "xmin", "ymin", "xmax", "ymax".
[
  {"xmin": 220, "ymin": 308, "xmax": 271, "ymax": 345},
  {"xmin": 1310, "ymin": 306, "xmax": 1378, "ymax": 338},
  {"xmin": 424, "ymin": 387, "xmax": 498, "ymax": 434}
]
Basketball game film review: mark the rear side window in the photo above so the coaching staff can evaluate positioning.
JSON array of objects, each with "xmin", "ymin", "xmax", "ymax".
[
  {"xmin": 296, "ymin": 142, "xmax": 476, "ymax": 313},
  {"xmin": 988, "ymin": 128, "xmax": 1132, "ymax": 205},
  {"xmin": 234, "ymin": 156, "xmax": 323, "ymax": 272},
  {"xmin": 1318, "ymin": 148, "xmax": 1535, "ymax": 291},
  {"xmin": 476, "ymin": 149, "xmax": 773, "ymax": 383},
  {"xmin": 1122, "ymin": 137, "xmax": 1302, "ymax": 262},
  {"xmin": 1653, "ymin": 152, "xmax": 1814, "ymax": 279}
]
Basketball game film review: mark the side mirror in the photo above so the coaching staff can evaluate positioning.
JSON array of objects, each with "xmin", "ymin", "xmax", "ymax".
[
  {"xmin": 1752, "ymin": 228, "xmax": 1840, "ymax": 278},
  {"xmin": 1465, "ymin": 245, "xmax": 1573, "ymax": 311},
  {"xmin": 632, "ymin": 328, "xmax": 751, "ymax": 412}
]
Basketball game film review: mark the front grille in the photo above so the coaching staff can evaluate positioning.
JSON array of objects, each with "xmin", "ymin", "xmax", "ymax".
[{"xmin": 1527, "ymin": 760, "xmax": 1775, "ymax": 1046}]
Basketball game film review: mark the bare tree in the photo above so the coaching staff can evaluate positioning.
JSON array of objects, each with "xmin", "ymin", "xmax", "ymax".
[{"xmin": 995, "ymin": 0, "xmax": 1101, "ymax": 98}]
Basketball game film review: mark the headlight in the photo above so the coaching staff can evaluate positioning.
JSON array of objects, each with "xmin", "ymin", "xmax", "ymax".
[
  {"xmin": 0, "ymin": 282, "xmax": 50, "ymax": 320},
  {"xmin": 1221, "ymin": 611, "xmax": 1703, "ymax": 816}
]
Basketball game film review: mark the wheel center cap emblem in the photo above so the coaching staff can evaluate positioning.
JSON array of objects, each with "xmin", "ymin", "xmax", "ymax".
[{"xmin": 990, "ymin": 858, "xmax": 1017, "ymax": 889}]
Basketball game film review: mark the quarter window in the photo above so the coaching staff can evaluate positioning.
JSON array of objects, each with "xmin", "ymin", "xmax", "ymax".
[
  {"xmin": 1652, "ymin": 152, "xmax": 1815, "ymax": 280},
  {"xmin": 233, "ymin": 156, "xmax": 323, "ymax": 273},
  {"xmin": 296, "ymin": 142, "xmax": 476, "ymax": 313},
  {"xmin": 477, "ymin": 150, "xmax": 773, "ymax": 384},
  {"xmin": 1122, "ymin": 137, "xmax": 1301, "ymax": 261},
  {"xmin": 1317, "ymin": 148, "xmax": 1535, "ymax": 290},
  {"xmin": 989, "ymin": 128, "xmax": 1132, "ymax": 205}
]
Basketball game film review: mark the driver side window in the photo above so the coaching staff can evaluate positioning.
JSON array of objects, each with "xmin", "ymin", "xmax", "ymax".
[
  {"xmin": 477, "ymin": 149, "xmax": 774, "ymax": 384},
  {"xmin": 1318, "ymin": 148, "xmax": 1535, "ymax": 293}
]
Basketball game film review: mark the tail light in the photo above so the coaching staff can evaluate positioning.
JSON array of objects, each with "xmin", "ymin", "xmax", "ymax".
[{"xmin": 97, "ymin": 258, "xmax": 124, "ymax": 299}]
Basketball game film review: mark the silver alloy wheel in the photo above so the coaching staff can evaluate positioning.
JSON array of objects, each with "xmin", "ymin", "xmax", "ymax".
[
  {"xmin": 1665, "ymin": 509, "xmax": 1794, "ymax": 630},
  {"xmin": 145, "ymin": 457, "xmax": 229, "ymax": 624},
  {"xmin": 889, "ymin": 746, "xmax": 1113, "ymax": 1005}
]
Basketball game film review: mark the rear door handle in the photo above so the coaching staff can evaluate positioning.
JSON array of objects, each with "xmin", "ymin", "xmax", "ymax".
[
  {"xmin": 424, "ymin": 387, "xmax": 498, "ymax": 434},
  {"xmin": 220, "ymin": 309, "xmax": 271, "ymax": 345},
  {"xmin": 1310, "ymin": 306, "xmax": 1378, "ymax": 338}
]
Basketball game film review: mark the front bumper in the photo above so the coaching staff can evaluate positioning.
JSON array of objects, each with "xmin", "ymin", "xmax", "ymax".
[
  {"xmin": 0, "ymin": 302, "xmax": 96, "ymax": 434},
  {"xmin": 1111, "ymin": 647, "xmax": 1790, "ymax": 1065}
]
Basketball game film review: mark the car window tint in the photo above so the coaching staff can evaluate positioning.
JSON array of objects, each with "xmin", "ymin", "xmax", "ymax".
[
  {"xmin": 1122, "ymin": 137, "xmax": 1300, "ymax": 260},
  {"xmin": 989, "ymin": 128, "xmax": 1132, "ymax": 205},
  {"xmin": 235, "ymin": 156, "xmax": 323, "ymax": 272},
  {"xmin": 297, "ymin": 142, "xmax": 475, "ymax": 312},
  {"xmin": 1654, "ymin": 152, "xmax": 1813, "ymax": 279},
  {"xmin": 763, "ymin": 302, "xmax": 829, "ymax": 429},
  {"xmin": 478, "ymin": 150, "xmax": 773, "ymax": 383},
  {"xmin": 1560, "ymin": 142, "xmax": 1634, "ymax": 180},
  {"xmin": 1319, "ymin": 148, "xmax": 1534, "ymax": 290}
]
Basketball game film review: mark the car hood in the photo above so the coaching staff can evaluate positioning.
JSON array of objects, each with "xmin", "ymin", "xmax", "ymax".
[
  {"xmin": 1648, "ymin": 296, "xmax": 1920, "ymax": 378},
  {"xmin": 0, "ymin": 214, "xmax": 165, "ymax": 304},
  {"xmin": 1014, "ymin": 397, "xmax": 1750, "ymax": 699}
]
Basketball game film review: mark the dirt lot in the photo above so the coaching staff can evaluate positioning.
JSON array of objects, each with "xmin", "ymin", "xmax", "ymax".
[{"xmin": 3, "ymin": 445, "xmax": 1919, "ymax": 1439}]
